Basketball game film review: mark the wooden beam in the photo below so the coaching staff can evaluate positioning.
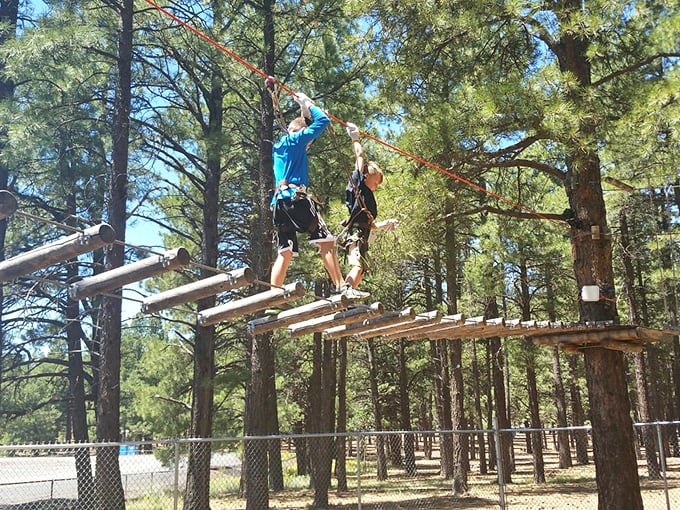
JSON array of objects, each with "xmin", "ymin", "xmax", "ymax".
[
  {"xmin": 0, "ymin": 223, "xmax": 116, "ymax": 283},
  {"xmin": 288, "ymin": 302, "xmax": 383, "ymax": 337},
  {"xmin": 141, "ymin": 267, "xmax": 255, "ymax": 314},
  {"xmin": 404, "ymin": 314, "xmax": 477, "ymax": 341},
  {"xmin": 600, "ymin": 339, "xmax": 643, "ymax": 353},
  {"xmin": 68, "ymin": 247, "xmax": 190, "ymax": 300},
  {"xmin": 324, "ymin": 307, "xmax": 416, "ymax": 340},
  {"xmin": 197, "ymin": 282, "xmax": 305, "ymax": 327},
  {"xmin": 357, "ymin": 310, "xmax": 441, "ymax": 340},
  {"xmin": 247, "ymin": 294, "xmax": 349, "ymax": 335},
  {"xmin": 383, "ymin": 313, "xmax": 465, "ymax": 341},
  {"xmin": 0, "ymin": 190, "xmax": 18, "ymax": 220}
]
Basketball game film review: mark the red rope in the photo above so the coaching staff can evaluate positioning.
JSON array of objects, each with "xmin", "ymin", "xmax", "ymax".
[{"xmin": 141, "ymin": 0, "xmax": 568, "ymax": 230}]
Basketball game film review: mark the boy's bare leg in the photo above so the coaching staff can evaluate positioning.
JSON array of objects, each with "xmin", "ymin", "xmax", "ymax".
[
  {"xmin": 345, "ymin": 266, "xmax": 364, "ymax": 289},
  {"xmin": 318, "ymin": 241, "xmax": 344, "ymax": 290},
  {"xmin": 270, "ymin": 250, "xmax": 294, "ymax": 287}
]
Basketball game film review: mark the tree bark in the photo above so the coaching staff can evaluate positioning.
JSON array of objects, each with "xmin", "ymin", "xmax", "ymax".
[
  {"xmin": 470, "ymin": 339, "xmax": 488, "ymax": 474},
  {"xmin": 398, "ymin": 339, "xmax": 417, "ymax": 476},
  {"xmin": 95, "ymin": 1, "xmax": 133, "ymax": 507},
  {"xmin": 335, "ymin": 337, "xmax": 348, "ymax": 491},
  {"xmin": 551, "ymin": 348, "xmax": 572, "ymax": 468},
  {"xmin": 367, "ymin": 339, "xmax": 388, "ymax": 480},
  {"xmin": 486, "ymin": 297, "xmax": 511, "ymax": 483}
]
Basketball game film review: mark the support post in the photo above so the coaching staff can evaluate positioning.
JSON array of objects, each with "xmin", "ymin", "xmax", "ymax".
[
  {"xmin": 247, "ymin": 294, "xmax": 349, "ymax": 335},
  {"xmin": 0, "ymin": 223, "xmax": 116, "ymax": 283},
  {"xmin": 288, "ymin": 302, "xmax": 383, "ymax": 337},
  {"xmin": 0, "ymin": 190, "xmax": 18, "ymax": 220},
  {"xmin": 197, "ymin": 282, "xmax": 305, "ymax": 326},
  {"xmin": 141, "ymin": 267, "xmax": 255, "ymax": 314},
  {"xmin": 68, "ymin": 247, "xmax": 190, "ymax": 300},
  {"xmin": 325, "ymin": 307, "xmax": 416, "ymax": 340}
]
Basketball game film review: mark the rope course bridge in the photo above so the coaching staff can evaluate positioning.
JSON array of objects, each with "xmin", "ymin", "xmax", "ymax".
[{"xmin": 1, "ymin": 190, "xmax": 675, "ymax": 354}]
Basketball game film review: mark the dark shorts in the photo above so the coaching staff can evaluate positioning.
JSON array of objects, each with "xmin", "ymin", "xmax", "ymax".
[{"xmin": 272, "ymin": 194, "xmax": 334, "ymax": 255}]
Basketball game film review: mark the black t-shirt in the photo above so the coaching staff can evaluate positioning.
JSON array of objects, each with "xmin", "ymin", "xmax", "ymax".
[{"xmin": 345, "ymin": 167, "xmax": 377, "ymax": 226}]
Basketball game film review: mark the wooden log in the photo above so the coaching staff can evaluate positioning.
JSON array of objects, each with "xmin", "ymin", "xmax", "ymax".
[
  {"xmin": 142, "ymin": 267, "xmax": 255, "ymax": 314},
  {"xmin": 197, "ymin": 282, "xmax": 305, "ymax": 326},
  {"xmin": 324, "ymin": 307, "xmax": 416, "ymax": 340},
  {"xmin": 247, "ymin": 294, "xmax": 349, "ymax": 335},
  {"xmin": 68, "ymin": 247, "xmax": 190, "ymax": 300},
  {"xmin": 600, "ymin": 339, "xmax": 643, "ymax": 353},
  {"xmin": 402, "ymin": 313, "xmax": 472, "ymax": 341},
  {"xmin": 288, "ymin": 302, "xmax": 383, "ymax": 337},
  {"xmin": 383, "ymin": 313, "xmax": 465, "ymax": 341},
  {"xmin": 0, "ymin": 190, "xmax": 18, "ymax": 220},
  {"xmin": 0, "ymin": 223, "xmax": 116, "ymax": 283},
  {"xmin": 428, "ymin": 317, "xmax": 504, "ymax": 340},
  {"xmin": 357, "ymin": 310, "xmax": 441, "ymax": 340}
]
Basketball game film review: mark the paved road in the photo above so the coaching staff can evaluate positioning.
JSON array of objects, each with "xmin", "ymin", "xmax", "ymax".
[{"xmin": 0, "ymin": 453, "xmax": 177, "ymax": 505}]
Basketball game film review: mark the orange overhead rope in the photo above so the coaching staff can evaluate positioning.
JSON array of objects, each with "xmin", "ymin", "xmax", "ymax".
[{"xmin": 141, "ymin": 0, "xmax": 568, "ymax": 231}]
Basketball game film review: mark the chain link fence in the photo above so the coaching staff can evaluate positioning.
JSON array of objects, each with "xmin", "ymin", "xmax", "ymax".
[{"xmin": 0, "ymin": 422, "xmax": 677, "ymax": 509}]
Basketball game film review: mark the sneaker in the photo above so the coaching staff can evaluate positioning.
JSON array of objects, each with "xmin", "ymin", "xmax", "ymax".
[{"xmin": 340, "ymin": 284, "xmax": 370, "ymax": 301}]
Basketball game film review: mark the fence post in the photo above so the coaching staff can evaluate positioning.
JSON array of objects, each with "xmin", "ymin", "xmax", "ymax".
[
  {"xmin": 493, "ymin": 416, "xmax": 506, "ymax": 510},
  {"xmin": 174, "ymin": 441, "xmax": 180, "ymax": 510},
  {"xmin": 655, "ymin": 423, "xmax": 670, "ymax": 510},
  {"xmin": 356, "ymin": 432, "xmax": 362, "ymax": 510}
]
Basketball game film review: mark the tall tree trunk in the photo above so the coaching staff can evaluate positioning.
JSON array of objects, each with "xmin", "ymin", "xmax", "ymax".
[
  {"xmin": 519, "ymin": 258, "xmax": 544, "ymax": 482},
  {"xmin": 566, "ymin": 355, "xmax": 589, "ymax": 464},
  {"xmin": 183, "ymin": 1, "xmax": 228, "ymax": 505},
  {"xmin": 398, "ymin": 339, "xmax": 417, "ymax": 476},
  {"xmin": 432, "ymin": 340, "xmax": 453, "ymax": 478},
  {"xmin": 470, "ymin": 339, "xmax": 488, "ymax": 474},
  {"xmin": 367, "ymin": 339, "xmax": 388, "ymax": 480},
  {"xmin": 554, "ymin": 7, "xmax": 643, "ymax": 505},
  {"xmin": 95, "ymin": 1, "xmax": 132, "ymax": 507},
  {"xmin": 0, "ymin": 0, "xmax": 18, "ymax": 416},
  {"xmin": 309, "ymin": 309, "xmax": 335, "ymax": 508},
  {"xmin": 546, "ymin": 273, "xmax": 571, "ymax": 468},
  {"xmin": 335, "ymin": 337, "xmax": 348, "ymax": 491},
  {"xmin": 244, "ymin": 0, "xmax": 276, "ymax": 506},
  {"xmin": 444, "ymin": 183, "xmax": 467, "ymax": 491},
  {"xmin": 551, "ymin": 348, "xmax": 572, "ymax": 468},
  {"xmin": 484, "ymin": 339, "xmax": 497, "ymax": 471},
  {"xmin": 65, "ymin": 196, "xmax": 95, "ymax": 506},
  {"xmin": 450, "ymin": 340, "xmax": 468, "ymax": 494},
  {"xmin": 620, "ymin": 208, "xmax": 660, "ymax": 479}
]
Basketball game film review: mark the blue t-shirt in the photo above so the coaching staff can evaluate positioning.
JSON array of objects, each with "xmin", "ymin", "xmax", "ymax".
[{"xmin": 271, "ymin": 105, "xmax": 329, "ymax": 205}]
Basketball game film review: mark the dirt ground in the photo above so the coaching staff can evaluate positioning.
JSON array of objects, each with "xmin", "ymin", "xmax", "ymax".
[{"xmin": 212, "ymin": 442, "xmax": 680, "ymax": 510}]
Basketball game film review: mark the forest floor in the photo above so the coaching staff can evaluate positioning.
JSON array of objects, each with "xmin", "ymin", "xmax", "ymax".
[{"xmin": 210, "ymin": 442, "xmax": 680, "ymax": 510}]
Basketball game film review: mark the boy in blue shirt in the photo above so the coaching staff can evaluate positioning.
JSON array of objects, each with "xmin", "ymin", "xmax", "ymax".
[{"xmin": 270, "ymin": 92, "xmax": 368, "ymax": 300}]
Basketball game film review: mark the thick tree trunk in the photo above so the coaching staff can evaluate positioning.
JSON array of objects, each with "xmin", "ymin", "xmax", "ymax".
[
  {"xmin": 244, "ymin": 0, "xmax": 276, "ymax": 506},
  {"xmin": 95, "ymin": 2, "xmax": 133, "ymax": 507}
]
